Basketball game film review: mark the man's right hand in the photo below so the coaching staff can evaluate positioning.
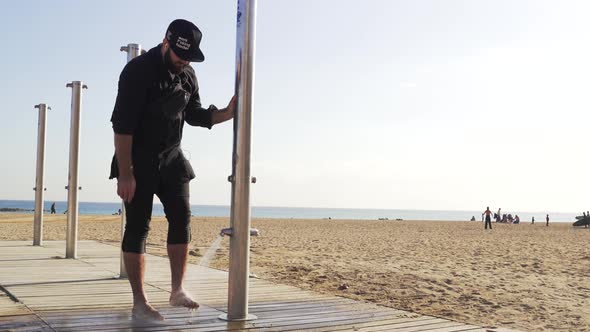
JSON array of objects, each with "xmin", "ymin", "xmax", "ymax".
[
  {"xmin": 114, "ymin": 133, "xmax": 135, "ymax": 203},
  {"xmin": 117, "ymin": 174, "xmax": 136, "ymax": 203}
]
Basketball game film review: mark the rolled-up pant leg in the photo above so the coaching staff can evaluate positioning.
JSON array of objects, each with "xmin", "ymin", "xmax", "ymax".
[
  {"xmin": 157, "ymin": 179, "xmax": 192, "ymax": 245},
  {"xmin": 122, "ymin": 174, "xmax": 156, "ymax": 254}
]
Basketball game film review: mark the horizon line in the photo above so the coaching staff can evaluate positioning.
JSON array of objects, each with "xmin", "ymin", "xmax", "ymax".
[{"xmin": 0, "ymin": 198, "xmax": 580, "ymax": 214}]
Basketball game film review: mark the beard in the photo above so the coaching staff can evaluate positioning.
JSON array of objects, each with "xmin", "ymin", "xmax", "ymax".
[{"xmin": 164, "ymin": 48, "xmax": 186, "ymax": 74}]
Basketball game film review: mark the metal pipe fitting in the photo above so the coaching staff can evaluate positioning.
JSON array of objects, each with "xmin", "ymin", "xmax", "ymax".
[{"xmin": 220, "ymin": 228, "xmax": 260, "ymax": 237}]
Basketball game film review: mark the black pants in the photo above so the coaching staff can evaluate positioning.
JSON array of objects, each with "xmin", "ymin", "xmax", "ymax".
[
  {"xmin": 122, "ymin": 160, "xmax": 193, "ymax": 254},
  {"xmin": 485, "ymin": 216, "xmax": 492, "ymax": 229}
]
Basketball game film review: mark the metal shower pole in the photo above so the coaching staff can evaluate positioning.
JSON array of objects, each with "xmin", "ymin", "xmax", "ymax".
[
  {"xmin": 120, "ymin": 43, "xmax": 144, "ymax": 62},
  {"xmin": 65, "ymin": 81, "xmax": 87, "ymax": 259},
  {"xmin": 117, "ymin": 43, "xmax": 145, "ymax": 278},
  {"xmin": 220, "ymin": 0, "xmax": 258, "ymax": 321},
  {"xmin": 33, "ymin": 103, "xmax": 50, "ymax": 246}
]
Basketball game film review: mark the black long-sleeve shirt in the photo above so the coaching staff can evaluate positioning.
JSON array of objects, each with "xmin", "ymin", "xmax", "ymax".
[
  {"xmin": 111, "ymin": 44, "xmax": 214, "ymax": 136},
  {"xmin": 109, "ymin": 44, "xmax": 214, "ymax": 180}
]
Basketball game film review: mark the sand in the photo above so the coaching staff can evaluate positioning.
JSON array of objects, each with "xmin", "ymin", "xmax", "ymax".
[{"xmin": 1, "ymin": 213, "xmax": 589, "ymax": 331}]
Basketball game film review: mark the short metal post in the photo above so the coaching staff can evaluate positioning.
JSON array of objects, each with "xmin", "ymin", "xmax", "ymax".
[
  {"xmin": 33, "ymin": 103, "xmax": 50, "ymax": 246},
  {"xmin": 220, "ymin": 0, "xmax": 258, "ymax": 322},
  {"xmin": 65, "ymin": 81, "xmax": 87, "ymax": 259},
  {"xmin": 120, "ymin": 43, "xmax": 145, "ymax": 62},
  {"xmin": 116, "ymin": 44, "xmax": 144, "ymax": 278}
]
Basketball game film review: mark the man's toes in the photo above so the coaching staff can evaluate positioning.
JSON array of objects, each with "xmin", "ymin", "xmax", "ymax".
[
  {"xmin": 132, "ymin": 305, "xmax": 164, "ymax": 321},
  {"xmin": 170, "ymin": 291, "xmax": 200, "ymax": 309}
]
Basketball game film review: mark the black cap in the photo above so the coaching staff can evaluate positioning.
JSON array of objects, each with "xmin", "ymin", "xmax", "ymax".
[{"xmin": 165, "ymin": 19, "xmax": 205, "ymax": 62}]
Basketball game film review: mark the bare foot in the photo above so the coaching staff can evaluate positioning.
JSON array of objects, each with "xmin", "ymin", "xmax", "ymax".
[
  {"xmin": 132, "ymin": 302, "xmax": 164, "ymax": 321},
  {"xmin": 169, "ymin": 289, "xmax": 200, "ymax": 309}
]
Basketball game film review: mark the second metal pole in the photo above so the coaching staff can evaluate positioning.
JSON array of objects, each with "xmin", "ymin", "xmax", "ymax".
[
  {"xmin": 33, "ymin": 103, "xmax": 50, "ymax": 246},
  {"xmin": 65, "ymin": 81, "xmax": 87, "ymax": 259}
]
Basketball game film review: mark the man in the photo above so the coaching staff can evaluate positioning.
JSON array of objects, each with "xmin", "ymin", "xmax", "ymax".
[
  {"xmin": 483, "ymin": 206, "xmax": 493, "ymax": 230},
  {"xmin": 109, "ymin": 19, "xmax": 235, "ymax": 320},
  {"xmin": 546, "ymin": 214, "xmax": 549, "ymax": 226}
]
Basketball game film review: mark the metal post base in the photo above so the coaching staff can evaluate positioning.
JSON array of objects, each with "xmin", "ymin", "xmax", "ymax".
[{"xmin": 218, "ymin": 313, "xmax": 257, "ymax": 321}]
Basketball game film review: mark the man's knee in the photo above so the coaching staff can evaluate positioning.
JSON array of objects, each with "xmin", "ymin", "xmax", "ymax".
[
  {"xmin": 121, "ymin": 185, "xmax": 155, "ymax": 254},
  {"xmin": 164, "ymin": 197, "xmax": 192, "ymax": 244},
  {"xmin": 168, "ymin": 222, "xmax": 191, "ymax": 244},
  {"xmin": 122, "ymin": 220, "xmax": 150, "ymax": 254}
]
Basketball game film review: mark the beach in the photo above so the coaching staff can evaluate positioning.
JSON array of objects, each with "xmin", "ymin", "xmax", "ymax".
[{"xmin": 1, "ymin": 214, "xmax": 588, "ymax": 331}]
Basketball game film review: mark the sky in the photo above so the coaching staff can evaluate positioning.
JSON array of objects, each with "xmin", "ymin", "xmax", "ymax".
[{"xmin": 1, "ymin": 0, "xmax": 589, "ymax": 212}]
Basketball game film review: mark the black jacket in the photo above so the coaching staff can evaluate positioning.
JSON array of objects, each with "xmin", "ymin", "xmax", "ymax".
[{"xmin": 109, "ymin": 45, "xmax": 215, "ymax": 181}]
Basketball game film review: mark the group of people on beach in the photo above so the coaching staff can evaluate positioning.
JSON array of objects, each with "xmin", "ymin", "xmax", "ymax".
[
  {"xmin": 578, "ymin": 211, "xmax": 590, "ymax": 228},
  {"xmin": 479, "ymin": 207, "xmax": 550, "ymax": 230},
  {"xmin": 494, "ymin": 212, "xmax": 520, "ymax": 224}
]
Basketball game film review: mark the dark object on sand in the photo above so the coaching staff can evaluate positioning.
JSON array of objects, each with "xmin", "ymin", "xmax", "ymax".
[
  {"xmin": 0, "ymin": 208, "xmax": 33, "ymax": 212},
  {"xmin": 338, "ymin": 283, "xmax": 349, "ymax": 290},
  {"xmin": 573, "ymin": 218, "xmax": 590, "ymax": 227}
]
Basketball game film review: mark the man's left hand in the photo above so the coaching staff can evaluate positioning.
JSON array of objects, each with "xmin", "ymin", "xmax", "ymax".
[
  {"xmin": 212, "ymin": 95, "xmax": 236, "ymax": 125},
  {"xmin": 225, "ymin": 95, "xmax": 237, "ymax": 119}
]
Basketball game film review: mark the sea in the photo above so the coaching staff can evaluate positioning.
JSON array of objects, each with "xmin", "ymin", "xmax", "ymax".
[{"xmin": 0, "ymin": 200, "xmax": 578, "ymax": 222}]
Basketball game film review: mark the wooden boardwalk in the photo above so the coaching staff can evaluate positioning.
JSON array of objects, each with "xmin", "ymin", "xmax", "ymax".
[{"xmin": 0, "ymin": 241, "xmax": 509, "ymax": 332}]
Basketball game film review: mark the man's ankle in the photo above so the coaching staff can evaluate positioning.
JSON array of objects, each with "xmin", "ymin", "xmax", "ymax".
[
  {"xmin": 171, "ymin": 287, "xmax": 185, "ymax": 294},
  {"xmin": 133, "ymin": 297, "xmax": 149, "ymax": 305}
]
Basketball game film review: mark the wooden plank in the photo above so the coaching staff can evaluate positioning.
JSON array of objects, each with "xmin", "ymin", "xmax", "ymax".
[
  {"xmin": 16, "ymin": 292, "xmax": 349, "ymax": 309},
  {"xmin": 105, "ymin": 306, "xmax": 402, "ymax": 331},
  {"xmin": 38, "ymin": 306, "xmax": 220, "ymax": 320},
  {"xmin": 114, "ymin": 310, "xmax": 420, "ymax": 332},
  {"xmin": 0, "ymin": 314, "xmax": 52, "ymax": 331},
  {"xmin": 51, "ymin": 309, "xmax": 230, "ymax": 332},
  {"xmin": 0, "ymin": 294, "xmax": 29, "ymax": 317},
  {"xmin": 39, "ymin": 304, "xmax": 398, "ymax": 332},
  {"xmin": 258, "ymin": 317, "xmax": 442, "ymax": 332},
  {"xmin": 46, "ymin": 306, "xmax": 224, "ymax": 330},
  {"xmin": 0, "ymin": 285, "xmax": 37, "ymax": 327},
  {"xmin": 355, "ymin": 320, "xmax": 477, "ymax": 332},
  {"xmin": 273, "ymin": 316, "xmax": 437, "ymax": 332}
]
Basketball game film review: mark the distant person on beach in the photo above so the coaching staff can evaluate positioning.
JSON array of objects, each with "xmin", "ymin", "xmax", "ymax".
[
  {"xmin": 497, "ymin": 208, "xmax": 501, "ymax": 222},
  {"xmin": 50, "ymin": 202, "xmax": 56, "ymax": 214},
  {"xmin": 108, "ymin": 19, "xmax": 235, "ymax": 321},
  {"xmin": 471, "ymin": 216, "xmax": 476, "ymax": 221},
  {"xmin": 546, "ymin": 214, "xmax": 550, "ymax": 226},
  {"xmin": 531, "ymin": 216, "xmax": 535, "ymax": 224},
  {"xmin": 483, "ymin": 206, "xmax": 493, "ymax": 230}
]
